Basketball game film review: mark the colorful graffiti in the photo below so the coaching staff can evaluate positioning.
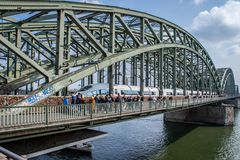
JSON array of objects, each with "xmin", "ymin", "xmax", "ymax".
[{"xmin": 20, "ymin": 85, "xmax": 55, "ymax": 106}]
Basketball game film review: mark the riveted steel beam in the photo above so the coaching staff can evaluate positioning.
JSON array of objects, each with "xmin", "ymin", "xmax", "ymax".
[
  {"xmin": 0, "ymin": 1, "xmax": 234, "ymax": 105},
  {"xmin": 65, "ymin": 11, "xmax": 110, "ymax": 57},
  {"xmin": 18, "ymin": 11, "xmax": 49, "ymax": 24},
  {"xmin": 22, "ymin": 30, "xmax": 56, "ymax": 58},
  {"xmin": 0, "ymin": 34, "xmax": 51, "ymax": 80},
  {"xmin": 115, "ymin": 14, "xmax": 141, "ymax": 47},
  {"xmin": 11, "ymin": 42, "xmax": 224, "ymax": 106},
  {"xmin": 144, "ymin": 19, "xmax": 160, "ymax": 43}
]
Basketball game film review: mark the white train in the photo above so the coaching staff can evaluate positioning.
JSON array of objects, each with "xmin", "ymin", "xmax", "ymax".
[
  {"xmin": 77, "ymin": 83, "xmax": 212, "ymax": 97},
  {"xmin": 77, "ymin": 83, "xmax": 159, "ymax": 97}
]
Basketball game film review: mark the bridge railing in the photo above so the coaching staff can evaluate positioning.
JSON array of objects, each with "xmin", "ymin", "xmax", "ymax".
[{"xmin": 0, "ymin": 96, "xmax": 234, "ymax": 129}]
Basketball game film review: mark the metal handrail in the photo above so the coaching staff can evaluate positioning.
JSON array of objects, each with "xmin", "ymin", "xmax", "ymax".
[
  {"xmin": 0, "ymin": 96, "xmax": 237, "ymax": 129},
  {"xmin": 0, "ymin": 146, "xmax": 26, "ymax": 160}
]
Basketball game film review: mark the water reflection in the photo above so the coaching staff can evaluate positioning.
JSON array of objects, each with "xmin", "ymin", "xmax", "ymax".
[
  {"xmin": 215, "ymin": 109, "xmax": 240, "ymax": 160},
  {"xmin": 33, "ymin": 109, "xmax": 240, "ymax": 160}
]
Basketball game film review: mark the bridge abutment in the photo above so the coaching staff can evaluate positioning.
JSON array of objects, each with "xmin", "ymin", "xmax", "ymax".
[{"xmin": 164, "ymin": 104, "xmax": 234, "ymax": 126}]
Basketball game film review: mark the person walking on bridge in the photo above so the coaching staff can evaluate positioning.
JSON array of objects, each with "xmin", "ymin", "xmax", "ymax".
[{"xmin": 63, "ymin": 96, "xmax": 69, "ymax": 105}]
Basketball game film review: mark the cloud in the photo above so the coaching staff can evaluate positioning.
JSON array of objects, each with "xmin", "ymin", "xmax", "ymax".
[
  {"xmin": 189, "ymin": 0, "xmax": 240, "ymax": 85},
  {"xmin": 179, "ymin": 0, "xmax": 206, "ymax": 5},
  {"xmin": 79, "ymin": 0, "xmax": 102, "ymax": 4},
  {"xmin": 193, "ymin": 0, "xmax": 206, "ymax": 5},
  {"xmin": 64, "ymin": 0, "xmax": 103, "ymax": 4},
  {"xmin": 190, "ymin": 0, "xmax": 240, "ymax": 55}
]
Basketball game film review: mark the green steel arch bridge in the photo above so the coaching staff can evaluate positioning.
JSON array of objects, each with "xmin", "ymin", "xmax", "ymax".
[
  {"xmin": 1, "ymin": 2, "xmax": 240, "ymax": 156},
  {"xmin": 0, "ymin": 0, "xmax": 237, "ymax": 106}
]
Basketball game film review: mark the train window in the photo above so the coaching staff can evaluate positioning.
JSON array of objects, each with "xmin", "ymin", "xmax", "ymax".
[
  {"xmin": 86, "ymin": 92, "xmax": 92, "ymax": 96},
  {"xmin": 115, "ymin": 89, "xmax": 118, "ymax": 94},
  {"xmin": 91, "ymin": 90, "xmax": 97, "ymax": 95},
  {"xmin": 79, "ymin": 85, "xmax": 92, "ymax": 91},
  {"xmin": 121, "ymin": 90, "xmax": 139, "ymax": 95},
  {"xmin": 143, "ymin": 91, "xmax": 152, "ymax": 95},
  {"xmin": 101, "ymin": 89, "xmax": 107, "ymax": 95}
]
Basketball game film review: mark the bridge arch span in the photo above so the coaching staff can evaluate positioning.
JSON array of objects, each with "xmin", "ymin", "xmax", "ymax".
[
  {"xmin": 0, "ymin": 1, "xmax": 234, "ymax": 106},
  {"xmin": 217, "ymin": 68, "xmax": 236, "ymax": 95}
]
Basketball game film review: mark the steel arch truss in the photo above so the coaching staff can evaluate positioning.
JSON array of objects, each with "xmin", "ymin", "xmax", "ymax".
[
  {"xmin": 0, "ymin": 1, "xmax": 228, "ymax": 106},
  {"xmin": 217, "ymin": 68, "xmax": 236, "ymax": 95}
]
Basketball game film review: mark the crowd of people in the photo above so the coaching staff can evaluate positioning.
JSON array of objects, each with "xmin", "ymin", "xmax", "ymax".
[
  {"xmin": 63, "ymin": 93, "xmax": 179, "ymax": 105},
  {"xmin": 65, "ymin": 93, "xmax": 145, "ymax": 105},
  {"xmin": 63, "ymin": 92, "xmax": 212, "ymax": 106}
]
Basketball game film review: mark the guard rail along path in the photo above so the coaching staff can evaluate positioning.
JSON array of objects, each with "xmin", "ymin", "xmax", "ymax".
[{"xmin": 0, "ymin": 95, "xmax": 237, "ymax": 132}]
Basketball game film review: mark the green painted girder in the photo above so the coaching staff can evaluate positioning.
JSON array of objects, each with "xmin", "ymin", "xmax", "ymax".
[
  {"xmin": 0, "ymin": 1, "xmax": 233, "ymax": 106},
  {"xmin": 0, "ymin": 53, "xmax": 102, "ymax": 95},
  {"xmin": 0, "ymin": 34, "xmax": 52, "ymax": 80},
  {"xmin": 10, "ymin": 43, "xmax": 220, "ymax": 107}
]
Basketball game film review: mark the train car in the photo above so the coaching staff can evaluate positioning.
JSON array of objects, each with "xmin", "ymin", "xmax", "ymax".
[
  {"xmin": 77, "ymin": 83, "xmax": 206, "ymax": 98},
  {"xmin": 77, "ymin": 83, "xmax": 109, "ymax": 96},
  {"xmin": 161, "ymin": 88, "xmax": 183, "ymax": 96},
  {"xmin": 77, "ymin": 83, "xmax": 159, "ymax": 97}
]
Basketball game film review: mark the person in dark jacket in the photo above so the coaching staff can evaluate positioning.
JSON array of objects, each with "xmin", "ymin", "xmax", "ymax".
[
  {"xmin": 76, "ymin": 93, "xmax": 81, "ymax": 104},
  {"xmin": 71, "ymin": 94, "xmax": 76, "ymax": 104}
]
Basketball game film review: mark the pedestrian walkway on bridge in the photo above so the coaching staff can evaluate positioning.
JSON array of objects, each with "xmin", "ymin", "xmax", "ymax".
[{"xmin": 0, "ymin": 95, "xmax": 237, "ymax": 134}]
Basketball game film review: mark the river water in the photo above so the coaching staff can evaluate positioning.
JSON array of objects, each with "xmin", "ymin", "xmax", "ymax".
[{"xmin": 33, "ymin": 109, "xmax": 240, "ymax": 160}]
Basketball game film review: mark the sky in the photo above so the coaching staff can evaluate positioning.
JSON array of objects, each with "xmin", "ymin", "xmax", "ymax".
[{"xmin": 66, "ymin": 0, "xmax": 240, "ymax": 86}]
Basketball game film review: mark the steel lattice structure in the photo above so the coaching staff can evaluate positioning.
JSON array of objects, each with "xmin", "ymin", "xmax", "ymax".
[{"xmin": 0, "ymin": 0, "xmax": 236, "ymax": 106}]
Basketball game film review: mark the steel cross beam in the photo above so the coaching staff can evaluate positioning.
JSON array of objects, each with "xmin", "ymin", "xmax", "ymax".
[
  {"xmin": 0, "ymin": 35, "xmax": 52, "ymax": 80},
  {"xmin": 10, "ymin": 42, "xmax": 218, "ymax": 107},
  {"xmin": 0, "ymin": 53, "xmax": 102, "ymax": 95},
  {"xmin": 0, "ymin": 1, "xmax": 235, "ymax": 106},
  {"xmin": 65, "ymin": 11, "xmax": 110, "ymax": 57},
  {"xmin": 115, "ymin": 14, "xmax": 141, "ymax": 47}
]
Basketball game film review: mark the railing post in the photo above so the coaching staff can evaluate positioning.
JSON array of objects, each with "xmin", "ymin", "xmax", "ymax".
[
  {"xmin": 90, "ymin": 104, "xmax": 93, "ymax": 119},
  {"xmin": 106, "ymin": 104, "xmax": 108, "ymax": 114},
  {"xmin": 84, "ymin": 104, "xmax": 86, "ymax": 116},
  {"xmin": 45, "ymin": 105, "xmax": 48, "ymax": 125},
  {"xmin": 140, "ymin": 101, "xmax": 142, "ymax": 112},
  {"xmin": 120, "ymin": 101, "xmax": 122, "ymax": 115}
]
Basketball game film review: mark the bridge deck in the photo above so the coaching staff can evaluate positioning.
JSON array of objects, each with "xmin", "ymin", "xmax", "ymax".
[{"xmin": 0, "ymin": 96, "xmax": 237, "ymax": 143}]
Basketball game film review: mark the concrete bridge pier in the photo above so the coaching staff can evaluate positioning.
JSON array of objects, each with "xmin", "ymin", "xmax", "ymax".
[
  {"xmin": 224, "ymin": 99, "xmax": 239, "ymax": 108},
  {"xmin": 164, "ymin": 103, "xmax": 234, "ymax": 126}
]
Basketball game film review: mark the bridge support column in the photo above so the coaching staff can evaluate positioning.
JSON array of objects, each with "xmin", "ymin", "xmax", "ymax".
[{"xmin": 164, "ymin": 104, "xmax": 234, "ymax": 126}]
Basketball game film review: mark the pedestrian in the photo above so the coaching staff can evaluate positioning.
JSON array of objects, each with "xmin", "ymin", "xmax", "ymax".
[
  {"xmin": 91, "ymin": 96, "xmax": 95, "ymax": 113},
  {"xmin": 122, "ymin": 94, "xmax": 126, "ymax": 102},
  {"xmin": 76, "ymin": 93, "xmax": 81, "ymax": 104},
  {"xmin": 63, "ymin": 96, "xmax": 69, "ymax": 105},
  {"xmin": 76, "ymin": 93, "xmax": 82, "ymax": 114},
  {"xmin": 94, "ymin": 94, "xmax": 99, "ymax": 103},
  {"xmin": 115, "ymin": 93, "xmax": 121, "ymax": 102},
  {"xmin": 80, "ymin": 94, "xmax": 85, "ymax": 104},
  {"xmin": 71, "ymin": 93, "xmax": 76, "ymax": 104}
]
